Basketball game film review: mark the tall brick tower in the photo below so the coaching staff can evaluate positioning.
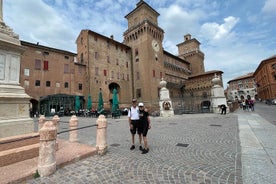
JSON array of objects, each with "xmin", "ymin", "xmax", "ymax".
[
  {"xmin": 177, "ymin": 34, "xmax": 205, "ymax": 75},
  {"xmin": 123, "ymin": 0, "xmax": 164, "ymax": 108}
]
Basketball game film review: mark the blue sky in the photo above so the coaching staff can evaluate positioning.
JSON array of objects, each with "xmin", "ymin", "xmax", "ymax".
[{"xmin": 4, "ymin": 0, "xmax": 276, "ymax": 88}]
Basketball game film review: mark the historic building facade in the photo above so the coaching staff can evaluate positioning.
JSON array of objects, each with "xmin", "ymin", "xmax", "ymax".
[
  {"xmin": 254, "ymin": 55, "xmax": 276, "ymax": 101},
  {"xmin": 20, "ymin": 41, "xmax": 85, "ymax": 116},
  {"xmin": 20, "ymin": 0, "xmax": 224, "ymax": 114},
  {"xmin": 75, "ymin": 0, "xmax": 223, "ymax": 113},
  {"xmin": 227, "ymin": 72, "xmax": 257, "ymax": 101}
]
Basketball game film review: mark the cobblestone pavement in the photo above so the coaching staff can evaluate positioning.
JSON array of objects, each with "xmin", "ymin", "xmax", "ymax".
[
  {"xmin": 236, "ymin": 102, "xmax": 276, "ymax": 184},
  {"xmin": 28, "ymin": 113, "xmax": 242, "ymax": 184}
]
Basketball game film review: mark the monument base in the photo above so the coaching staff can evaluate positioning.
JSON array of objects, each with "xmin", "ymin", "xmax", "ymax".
[
  {"xmin": 160, "ymin": 110, "xmax": 174, "ymax": 117},
  {"xmin": 0, "ymin": 84, "xmax": 34, "ymax": 138},
  {"xmin": 211, "ymin": 97, "xmax": 228, "ymax": 114}
]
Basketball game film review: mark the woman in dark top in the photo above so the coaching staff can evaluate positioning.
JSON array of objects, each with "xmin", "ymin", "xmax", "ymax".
[{"xmin": 138, "ymin": 102, "xmax": 151, "ymax": 154}]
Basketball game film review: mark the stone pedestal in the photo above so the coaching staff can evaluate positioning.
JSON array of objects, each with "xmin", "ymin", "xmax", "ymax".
[
  {"xmin": 38, "ymin": 121, "xmax": 57, "ymax": 177},
  {"xmin": 96, "ymin": 115, "xmax": 107, "ymax": 155},
  {"xmin": 159, "ymin": 79, "xmax": 174, "ymax": 117},
  {"xmin": 211, "ymin": 74, "xmax": 228, "ymax": 114},
  {"xmin": 0, "ymin": 6, "xmax": 33, "ymax": 138},
  {"xmin": 69, "ymin": 115, "xmax": 78, "ymax": 142}
]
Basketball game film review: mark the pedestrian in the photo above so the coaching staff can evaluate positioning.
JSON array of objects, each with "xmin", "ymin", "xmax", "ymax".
[
  {"xmin": 220, "ymin": 104, "xmax": 227, "ymax": 115},
  {"xmin": 128, "ymin": 98, "xmax": 143, "ymax": 150},
  {"xmin": 138, "ymin": 102, "xmax": 151, "ymax": 154}
]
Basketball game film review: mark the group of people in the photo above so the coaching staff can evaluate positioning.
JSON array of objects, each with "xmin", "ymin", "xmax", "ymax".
[
  {"xmin": 240, "ymin": 99, "xmax": 255, "ymax": 111},
  {"xmin": 128, "ymin": 98, "xmax": 151, "ymax": 154}
]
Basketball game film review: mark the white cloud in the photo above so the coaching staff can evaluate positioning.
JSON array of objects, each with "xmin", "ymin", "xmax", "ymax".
[
  {"xmin": 200, "ymin": 16, "xmax": 239, "ymax": 41},
  {"xmin": 262, "ymin": 0, "xmax": 276, "ymax": 16}
]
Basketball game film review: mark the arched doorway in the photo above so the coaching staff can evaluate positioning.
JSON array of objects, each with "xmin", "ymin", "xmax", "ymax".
[
  {"xmin": 108, "ymin": 83, "xmax": 120, "ymax": 107},
  {"xmin": 30, "ymin": 98, "xmax": 39, "ymax": 117}
]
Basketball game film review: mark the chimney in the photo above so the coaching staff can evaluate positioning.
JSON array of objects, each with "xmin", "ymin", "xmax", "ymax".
[{"xmin": 110, "ymin": 35, "xmax": 114, "ymax": 40}]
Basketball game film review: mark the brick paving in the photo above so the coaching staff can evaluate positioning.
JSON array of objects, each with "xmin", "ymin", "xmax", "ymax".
[
  {"xmin": 24, "ymin": 102, "xmax": 276, "ymax": 184},
  {"xmin": 27, "ymin": 113, "xmax": 242, "ymax": 184}
]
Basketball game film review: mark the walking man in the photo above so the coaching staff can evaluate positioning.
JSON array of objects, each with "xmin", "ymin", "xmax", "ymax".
[
  {"xmin": 138, "ymin": 102, "xmax": 151, "ymax": 154},
  {"xmin": 128, "ymin": 99, "xmax": 142, "ymax": 150}
]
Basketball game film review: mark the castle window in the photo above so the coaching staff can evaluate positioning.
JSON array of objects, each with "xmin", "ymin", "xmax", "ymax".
[
  {"xmin": 24, "ymin": 68, "xmax": 30, "ymax": 76},
  {"xmin": 153, "ymin": 70, "xmax": 155, "ymax": 77},
  {"xmin": 95, "ymin": 52, "xmax": 98, "ymax": 59},
  {"xmin": 78, "ymin": 83, "xmax": 82, "ymax": 90},
  {"xmin": 136, "ymin": 88, "xmax": 141, "ymax": 98},
  {"xmin": 46, "ymin": 81, "xmax": 51, "ymax": 87},
  {"xmin": 104, "ymin": 69, "xmax": 107, "ymax": 76},
  {"xmin": 24, "ymin": 80, "xmax": 29, "ymax": 88},
  {"xmin": 136, "ymin": 72, "xmax": 140, "ymax": 80},
  {"xmin": 64, "ymin": 64, "xmax": 69, "ymax": 73},
  {"xmin": 126, "ymin": 62, "xmax": 128, "ymax": 68},
  {"xmin": 95, "ymin": 67, "xmax": 99, "ymax": 76},
  {"xmin": 80, "ymin": 53, "xmax": 84, "ymax": 63},
  {"xmin": 35, "ymin": 80, "xmax": 40, "ymax": 86},
  {"xmin": 64, "ymin": 82, "xmax": 69, "ymax": 88},
  {"xmin": 35, "ymin": 59, "xmax": 41, "ymax": 70}
]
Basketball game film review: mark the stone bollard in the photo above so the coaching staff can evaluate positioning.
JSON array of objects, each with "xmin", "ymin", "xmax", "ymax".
[
  {"xmin": 52, "ymin": 115, "xmax": 60, "ymax": 150},
  {"xmin": 69, "ymin": 115, "xmax": 78, "ymax": 142},
  {"xmin": 38, "ymin": 115, "xmax": 46, "ymax": 130},
  {"xmin": 38, "ymin": 121, "xmax": 57, "ymax": 177},
  {"xmin": 96, "ymin": 115, "xmax": 108, "ymax": 155}
]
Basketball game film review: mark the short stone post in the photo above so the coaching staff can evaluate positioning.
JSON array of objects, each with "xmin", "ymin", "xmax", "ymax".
[
  {"xmin": 38, "ymin": 115, "xmax": 46, "ymax": 130},
  {"xmin": 38, "ymin": 121, "xmax": 57, "ymax": 177},
  {"xmin": 69, "ymin": 115, "xmax": 78, "ymax": 142},
  {"xmin": 96, "ymin": 115, "xmax": 108, "ymax": 155},
  {"xmin": 52, "ymin": 115, "xmax": 60, "ymax": 150}
]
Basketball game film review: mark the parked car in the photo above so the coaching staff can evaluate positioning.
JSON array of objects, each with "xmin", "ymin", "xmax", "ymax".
[{"xmin": 272, "ymin": 99, "xmax": 276, "ymax": 105}]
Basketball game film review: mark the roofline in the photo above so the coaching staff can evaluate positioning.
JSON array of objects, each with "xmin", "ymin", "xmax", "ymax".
[
  {"xmin": 188, "ymin": 70, "xmax": 223, "ymax": 79},
  {"xmin": 125, "ymin": 0, "xmax": 159, "ymax": 19},
  {"xmin": 227, "ymin": 72, "xmax": 254, "ymax": 84},
  {"xmin": 81, "ymin": 29, "xmax": 131, "ymax": 50},
  {"xmin": 253, "ymin": 55, "xmax": 276, "ymax": 76},
  {"xmin": 163, "ymin": 50, "xmax": 190, "ymax": 65},
  {"xmin": 20, "ymin": 40, "xmax": 76, "ymax": 55}
]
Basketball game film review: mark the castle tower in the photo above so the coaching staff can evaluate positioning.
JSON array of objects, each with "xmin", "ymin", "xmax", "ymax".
[
  {"xmin": 123, "ymin": 0, "xmax": 164, "ymax": 108},
  {"xmin": 177, "ymin": 34, "xmax": 205, "ymax": 75}
]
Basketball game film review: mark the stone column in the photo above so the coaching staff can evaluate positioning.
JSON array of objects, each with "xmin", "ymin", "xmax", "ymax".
[
  {"xmin": 96, "ymin": 115, "xmax": 107, "ymax": 155},
  {"xmin": 38, "ymin": 115, "xmax": 46, "ymax": 130},
  {"xmin": 52, "ymin": 115, "xmax": 60, "ymax": 150},
  {"xmin": 69, "ymin": 115, "xmax": 78, "ymax": 142},
  {"xmin": 159, "ymin": 78, "xmax": 174, "ymax": 117},
  {"xmin": 38, "ymin": 121, "xmax": 57, "ymax": 177}
]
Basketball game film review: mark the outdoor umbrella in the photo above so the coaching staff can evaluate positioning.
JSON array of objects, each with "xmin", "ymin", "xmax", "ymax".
[
  {"xmin": 111, "ymin": 88, "xmax": 119, "ymax": 113},
  {"xmin": 97, "ymin": 90, "xmax": 104, "ymax": 114},
  {"xmin": 87, "ymin": 94, "xmax": 92, "ymax": 110},
  {"xmin": 75, "ymin": 96, "xmax": 80, "ymax": 112}
]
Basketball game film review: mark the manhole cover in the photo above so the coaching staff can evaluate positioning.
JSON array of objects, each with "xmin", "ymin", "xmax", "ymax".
[
  {"xmin": 176, "ymin": 143, "xmax": 189, "ymax": 147},
  {"xmin": 169, "ymin": 123, "xmax": 177, "ymax": 125},
  {"xmin": 110, "ymin": 143, "xmax": 120, "ymax": 147},
  {"xmin": 210, "ymin": 124, "xmax": 222, "ymax": 127}
]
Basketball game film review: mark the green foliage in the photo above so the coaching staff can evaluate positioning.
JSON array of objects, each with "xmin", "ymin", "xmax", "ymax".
[{"xmin": 33, "ymin": 170, "xmax": 40, "ymax": 178}]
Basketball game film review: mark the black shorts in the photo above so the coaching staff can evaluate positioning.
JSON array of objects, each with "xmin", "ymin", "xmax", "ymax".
[
  {"xmin": 130, "ymin": 120, "xmax": 143, "ymax": 135},
  {"xmin": 142, "ymin": 123, "xmax": 149, "ymax": 137}
]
